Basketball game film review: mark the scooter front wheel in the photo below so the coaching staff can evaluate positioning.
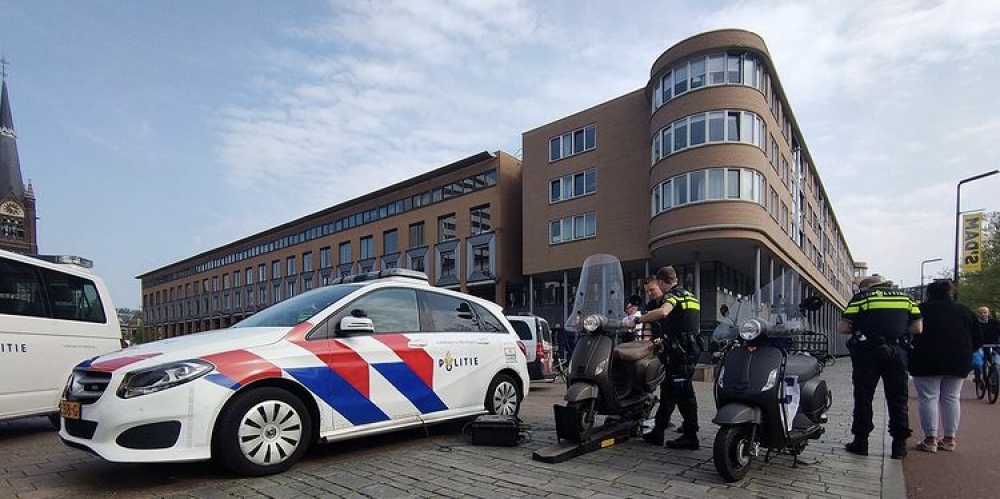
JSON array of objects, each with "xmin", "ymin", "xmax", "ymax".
[
  {"xmin": 713, "ymin": 424, "xmax": 756, "ymax": 483},
  {"xmin": 570, "ymin": 399, "xmax": 596, "ymax": 441}
]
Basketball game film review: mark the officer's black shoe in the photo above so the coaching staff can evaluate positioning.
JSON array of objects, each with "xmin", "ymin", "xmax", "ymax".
[
  {"xmin": 891, "ymin": 439, "xmax": 908, "ymax": 459},
  {"xmin": 844, "ymin": 439, "xmax": 869, "ymax": 456},
  {"xmin": 665, "ymin": 434, "xmax": 700, "ymax": 450},
  {"xmin": 642, "ymin": 428, "xmax": 664, "ymax": 446}
]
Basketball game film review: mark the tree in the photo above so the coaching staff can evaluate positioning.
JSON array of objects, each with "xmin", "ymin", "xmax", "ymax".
[{"xmin": 958, "ymin": 212, "xmax": 1000, "ymax": 315}]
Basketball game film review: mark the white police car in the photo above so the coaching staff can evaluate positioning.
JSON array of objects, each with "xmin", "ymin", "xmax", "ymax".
[{"xmin": 58, "ymin": 269, "xmax": 528, "ymax": 476}]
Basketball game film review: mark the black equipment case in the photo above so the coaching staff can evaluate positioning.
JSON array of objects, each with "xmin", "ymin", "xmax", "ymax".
[{"xmin": 467, "ymin": 415, "xmax": 522, "ymax": 446}]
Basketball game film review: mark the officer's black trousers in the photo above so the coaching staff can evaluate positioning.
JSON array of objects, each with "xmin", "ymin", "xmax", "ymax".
[
  {"xmin": 851, "ymin": 344, "xmax": 911, "ymax": 440},
  {"xmin": 653, "ymin": 364, "xmax": 699, "ymax": 436}
]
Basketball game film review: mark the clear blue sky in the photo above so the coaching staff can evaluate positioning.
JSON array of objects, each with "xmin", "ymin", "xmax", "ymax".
[{"xmin": 2, "ymin": 0, "xmax": 999, "ymax": 308}]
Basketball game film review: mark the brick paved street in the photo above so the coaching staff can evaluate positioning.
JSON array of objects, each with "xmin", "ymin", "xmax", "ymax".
[{"xmin": 1, "ymin": 359, "xmax": 900, "ymax": 499}]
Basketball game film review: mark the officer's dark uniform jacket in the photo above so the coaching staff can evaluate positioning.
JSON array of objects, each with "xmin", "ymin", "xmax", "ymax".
[
  {"xmin": 842, "ymin": 285, "xmax": 920, "ymax": 346},
  {"xmin": 654, "ymin": 285, "xmax": 702, "ymax": 368},
  {"xmin": 841, "ymin": 283, "xmax": 919, "ymax": 442}
]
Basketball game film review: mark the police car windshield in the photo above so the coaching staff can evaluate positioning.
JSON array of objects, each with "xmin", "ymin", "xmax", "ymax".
[{"xmin": 232, "ymin": 284, "xmax": 363, "ymax": 328}]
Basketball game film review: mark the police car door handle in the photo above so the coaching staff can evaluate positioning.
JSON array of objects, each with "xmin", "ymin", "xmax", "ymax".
[
  {"xmin": 476, "ymin": 338, "xmax": 491, "ymax": 344},
  {"xmin": 408, "ymin": 340, "xmax": 428, "ymax": 348}
]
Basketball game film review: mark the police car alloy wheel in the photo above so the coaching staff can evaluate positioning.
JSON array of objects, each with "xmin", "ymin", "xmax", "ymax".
[
  {"xmin": 215, "ymin": 387, "xmax": 313, "ymax": 476},
  {"xmin": 486, "ymin": 373, "xmax": 520, "ymax": 416}
]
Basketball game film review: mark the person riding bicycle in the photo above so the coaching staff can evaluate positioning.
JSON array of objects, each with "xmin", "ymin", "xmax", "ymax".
[{"xmin": 974, "ymin": 307, "xmax": 1000, "ymax": 382}]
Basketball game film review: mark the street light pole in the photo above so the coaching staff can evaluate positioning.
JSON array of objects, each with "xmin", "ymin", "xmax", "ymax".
[
  {"xmin": 921, "ymin": 258, "xmax": 942, "ymax": 301},
  {"xmin": 954, "ymin": 170, "xmax": 1000, "ymax": 291}
]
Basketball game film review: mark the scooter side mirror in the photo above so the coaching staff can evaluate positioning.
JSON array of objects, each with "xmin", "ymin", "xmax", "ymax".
[
  {"xmin": 800, "ymin": 296, "xmax": 823, "ymax": 312},
  {"xmin": 720, "ymin": 304, "xmax": 729, "ymax": 317}
]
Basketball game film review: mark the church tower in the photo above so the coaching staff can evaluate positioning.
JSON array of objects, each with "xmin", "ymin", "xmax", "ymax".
[{"xmin": 0, "ymin": 61, "xmax": 39, "ymax": 254}]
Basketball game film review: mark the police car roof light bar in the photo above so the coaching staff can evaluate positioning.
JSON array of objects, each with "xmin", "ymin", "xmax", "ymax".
[
  {"xmin": 31, "ymin": 254, "xmax": 95, "ymax": 269},
  {"xmin": 330, "ymin": 268, "xmax": 429, "ymax": 285}
]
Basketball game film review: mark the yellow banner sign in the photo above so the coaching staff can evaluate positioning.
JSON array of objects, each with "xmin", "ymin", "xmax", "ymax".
[{"xmin": 963, "ymin": 212, "xmax": 984, "ymax": 274}]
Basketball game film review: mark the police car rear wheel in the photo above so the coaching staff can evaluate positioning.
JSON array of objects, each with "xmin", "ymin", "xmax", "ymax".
[
  {"xmin": 215, "ymin": 387, "xmax": 313, "ymax": 476},
  {"xmin": 486, "ymin": 374, "xmax": 520, "ymax": 416}
]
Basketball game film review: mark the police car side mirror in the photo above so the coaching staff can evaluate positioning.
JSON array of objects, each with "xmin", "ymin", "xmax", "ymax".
[
  {"xmin": 720, "ymin": 304, "xmax": 729, "ymax": 317},
  {"xmin": 338, "ymin": 316, "xmax": 374, "ymax": 335}
]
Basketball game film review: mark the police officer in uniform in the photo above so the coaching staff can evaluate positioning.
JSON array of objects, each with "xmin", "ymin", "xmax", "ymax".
[
  {"xmin": 839, "ymin": 275, "xmax": 922, "ymax": 459},
  {"xmin": 629, "ymin": 267, "xmax": 702, "ymax": 449}
]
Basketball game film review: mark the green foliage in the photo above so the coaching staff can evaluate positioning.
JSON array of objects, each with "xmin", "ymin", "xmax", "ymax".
[{"xmin": 958, "ymin": 212, "xmax": 1000, "ymax": 314}]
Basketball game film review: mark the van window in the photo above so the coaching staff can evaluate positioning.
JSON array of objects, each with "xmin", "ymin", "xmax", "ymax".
[
  {"xmin": 0, "ymin": 257, "xmax": 46, "ymax": 317},
  {"xmin": 509, "ymin": 320, "xmax": 533, "ymax": 341},
  {"xmin": 540, "ymin": 320, "xmax": 552, "ymax": 344},
  {"xmin": 0, "ymin": 257, "xmax": 105, "ymax": 322}
]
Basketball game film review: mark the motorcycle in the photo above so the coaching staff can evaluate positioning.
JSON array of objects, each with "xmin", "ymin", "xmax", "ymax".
[
  {"xmin": 553, "ymin": 254, "xmax": 666, "ymax": 443},
  {"xmin": 711, "ymin": 274, "xmax": 832, "ymax": 482}
]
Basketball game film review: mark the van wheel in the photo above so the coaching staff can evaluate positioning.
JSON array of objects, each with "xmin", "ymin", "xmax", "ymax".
[
  {"xmin": 485, "ymin": 373, "xmax": 521, "ymax": 416},
  {"xmin": 214, "ymin": 388, "xmax": 312, "ymax": 477}
]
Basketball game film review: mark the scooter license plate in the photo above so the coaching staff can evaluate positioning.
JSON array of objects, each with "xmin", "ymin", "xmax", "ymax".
[{"xmin": 59, "ymin": 400, "xmax": 81, "ymax": 420}]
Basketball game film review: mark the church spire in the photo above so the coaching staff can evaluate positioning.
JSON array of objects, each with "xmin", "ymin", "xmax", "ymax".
[{"xmin": 1, "ymin": 67, "xmax": 25, "ymax": 202}]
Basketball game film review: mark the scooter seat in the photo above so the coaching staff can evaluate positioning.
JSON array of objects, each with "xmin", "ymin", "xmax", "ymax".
[
  {"xmin": 785, "ymin": 354, "xmax": 821, "ymax": 382},
  {"xmin": 614, "ymin": 340, "xmax": 655, "ymax": 362}
]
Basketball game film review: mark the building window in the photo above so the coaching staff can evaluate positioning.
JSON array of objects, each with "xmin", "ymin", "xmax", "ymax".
[
  {"xmin": 212, "ymin": 276, "xmax": 219, "ymax": 292},
  {"xmin": 383, "ymin": 229, "xmax": 398, "ymax": 254},
  {"xmin": 440, "ymin": 250, "xmax": 456, "ymax": 277},
  {"xmin": 303, "ymin": 252, "xmax": 313, "ymax": 272},
  {"xmin": 233, "ymin": 271, "xmax": 241, "ymax": 288},
  {"xmin": 320, "ymin": 247, "xmax": 331, "ymax": 268},
  {"xmin": 287, "ymin": 281, "xmax": 296, "ymax": 298},
  {"xmin": 272, "ymin": 261, "xmax": 281, "ymax": 279},
  {"xmin": 411, "ymin": 255, "xmax": 425, "ymax": 273},
  {"xmin": 549, "ymin": 212, "xmax": 597, "ymax": 245},
  {"xmin": 222, "ymin": 274, "xmax": 230, "ymax": 290},
  {"xmin": 409, "ymin": 222, "xmax": 425, "ymax": 248},
  {"xmin": 549, "ymin": 169, "xmax": 597, "ymax": 203},
  {"xmin": 652, "ymin": 52, "xmax": 767, "ymax": 112},
  {"xmin": 339, "ymin": 242, "xmax": 351, "ymax": 264},
  {"xmin": 549, "ymin": 124, "xmax": 597, "ymax": 162},
  {"xmin": 470, "ymin": 205, "xmax": 491, "ymax": 235},
  {"xmin": 258, "ymin": 264, "xmax": 266, "ymax": 282},
  {"xmin": 472, "ymin": 244, "xmax": 491, "ymax": 273},
  {"xmin": 438, "ymin": 214, "xmax": 456, "ymax": 242},
  {"xmin": 286, "ymin": 256, "xmax": 296, "ymax": 276},
  {"xmin": 652, "ymin": 110, "xmax": 766, "ymax": 164},
  {"xmin": 360, "ymin": 236, "xmax": 374, "ymax": 260},
  {"xmin": 652, "ymin": 168, "xmax": 766, "ymax": 216},
  {"xmin": 273, "ymin": 283, "xmax": 281, "ymax": 303}
]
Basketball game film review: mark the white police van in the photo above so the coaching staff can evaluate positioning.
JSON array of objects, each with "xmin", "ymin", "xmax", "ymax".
[
  {"xmin": 59, "ymin": 269, "xmax": 529, "ymax": 476},
  {"xmin": 0, "ymin": 249, "xmax": 124, "ymax": 425}
]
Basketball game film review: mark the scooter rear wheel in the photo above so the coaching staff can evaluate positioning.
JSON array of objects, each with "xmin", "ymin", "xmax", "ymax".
[{"xmin": 714, "ymin": 424, "xmax": 755, "ymax": 483}]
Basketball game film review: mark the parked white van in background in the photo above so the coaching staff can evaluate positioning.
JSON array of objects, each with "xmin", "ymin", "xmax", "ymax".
[
  {"xmin": 506, "ymin": 315, "xmax": 555, "ymax": 381},
  {"xmin": 0, "ymin": 249, "xmax": 123, "ymax": 425}
]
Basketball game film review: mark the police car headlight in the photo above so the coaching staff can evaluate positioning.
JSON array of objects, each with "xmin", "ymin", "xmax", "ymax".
[
  {"xmin": 117, "ymin": 360, "xmax": 215, "ymax": 399},
  {"xmin": 739, "ymin": 319, "xmax": 764, "ymax": 341},
  {"xmin": 583, "ymin": 314, "xmax": 604, "ymax": 332}
]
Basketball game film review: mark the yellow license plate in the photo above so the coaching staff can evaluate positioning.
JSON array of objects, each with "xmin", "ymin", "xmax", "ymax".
[{"xmin": 59, "ymin": 400, "xmax": 81, "ymax": 420}]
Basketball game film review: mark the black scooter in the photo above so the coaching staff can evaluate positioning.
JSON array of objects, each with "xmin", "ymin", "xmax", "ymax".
[
  {"xmin": 711, "ymin": 292, "xmax": 832, "ymax": 482},
  {"xmin": 552, "ymin": 254, "xmax": 666, "ymax": 443}
]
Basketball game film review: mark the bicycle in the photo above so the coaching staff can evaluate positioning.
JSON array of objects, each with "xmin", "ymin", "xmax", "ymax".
[{"xmin": 974, "ymin": 344, "xmax": 999, "ymax": 404}]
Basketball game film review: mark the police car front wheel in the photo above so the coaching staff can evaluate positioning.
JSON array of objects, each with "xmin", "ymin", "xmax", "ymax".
[
  {"xmin": 214, "ymin": 387, "xmax": 313, "ymax": 476},
  {"xmin": 486, "ymin": 373, "xmax": 521, "ymax": 416}
]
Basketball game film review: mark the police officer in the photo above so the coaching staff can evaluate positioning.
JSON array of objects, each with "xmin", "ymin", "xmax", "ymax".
[
  {"xmin": 839, "ymin": 275, "xmax": 922, "ymax": 459},
  {"xmin": 629, "ymin": 266, "xmax": 702, "ymax": 449}
]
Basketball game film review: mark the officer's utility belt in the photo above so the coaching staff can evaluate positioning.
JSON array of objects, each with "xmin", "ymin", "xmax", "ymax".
[{"xmin": 857, "ymin": 335, "xmax": 904, "ymax": 347}]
